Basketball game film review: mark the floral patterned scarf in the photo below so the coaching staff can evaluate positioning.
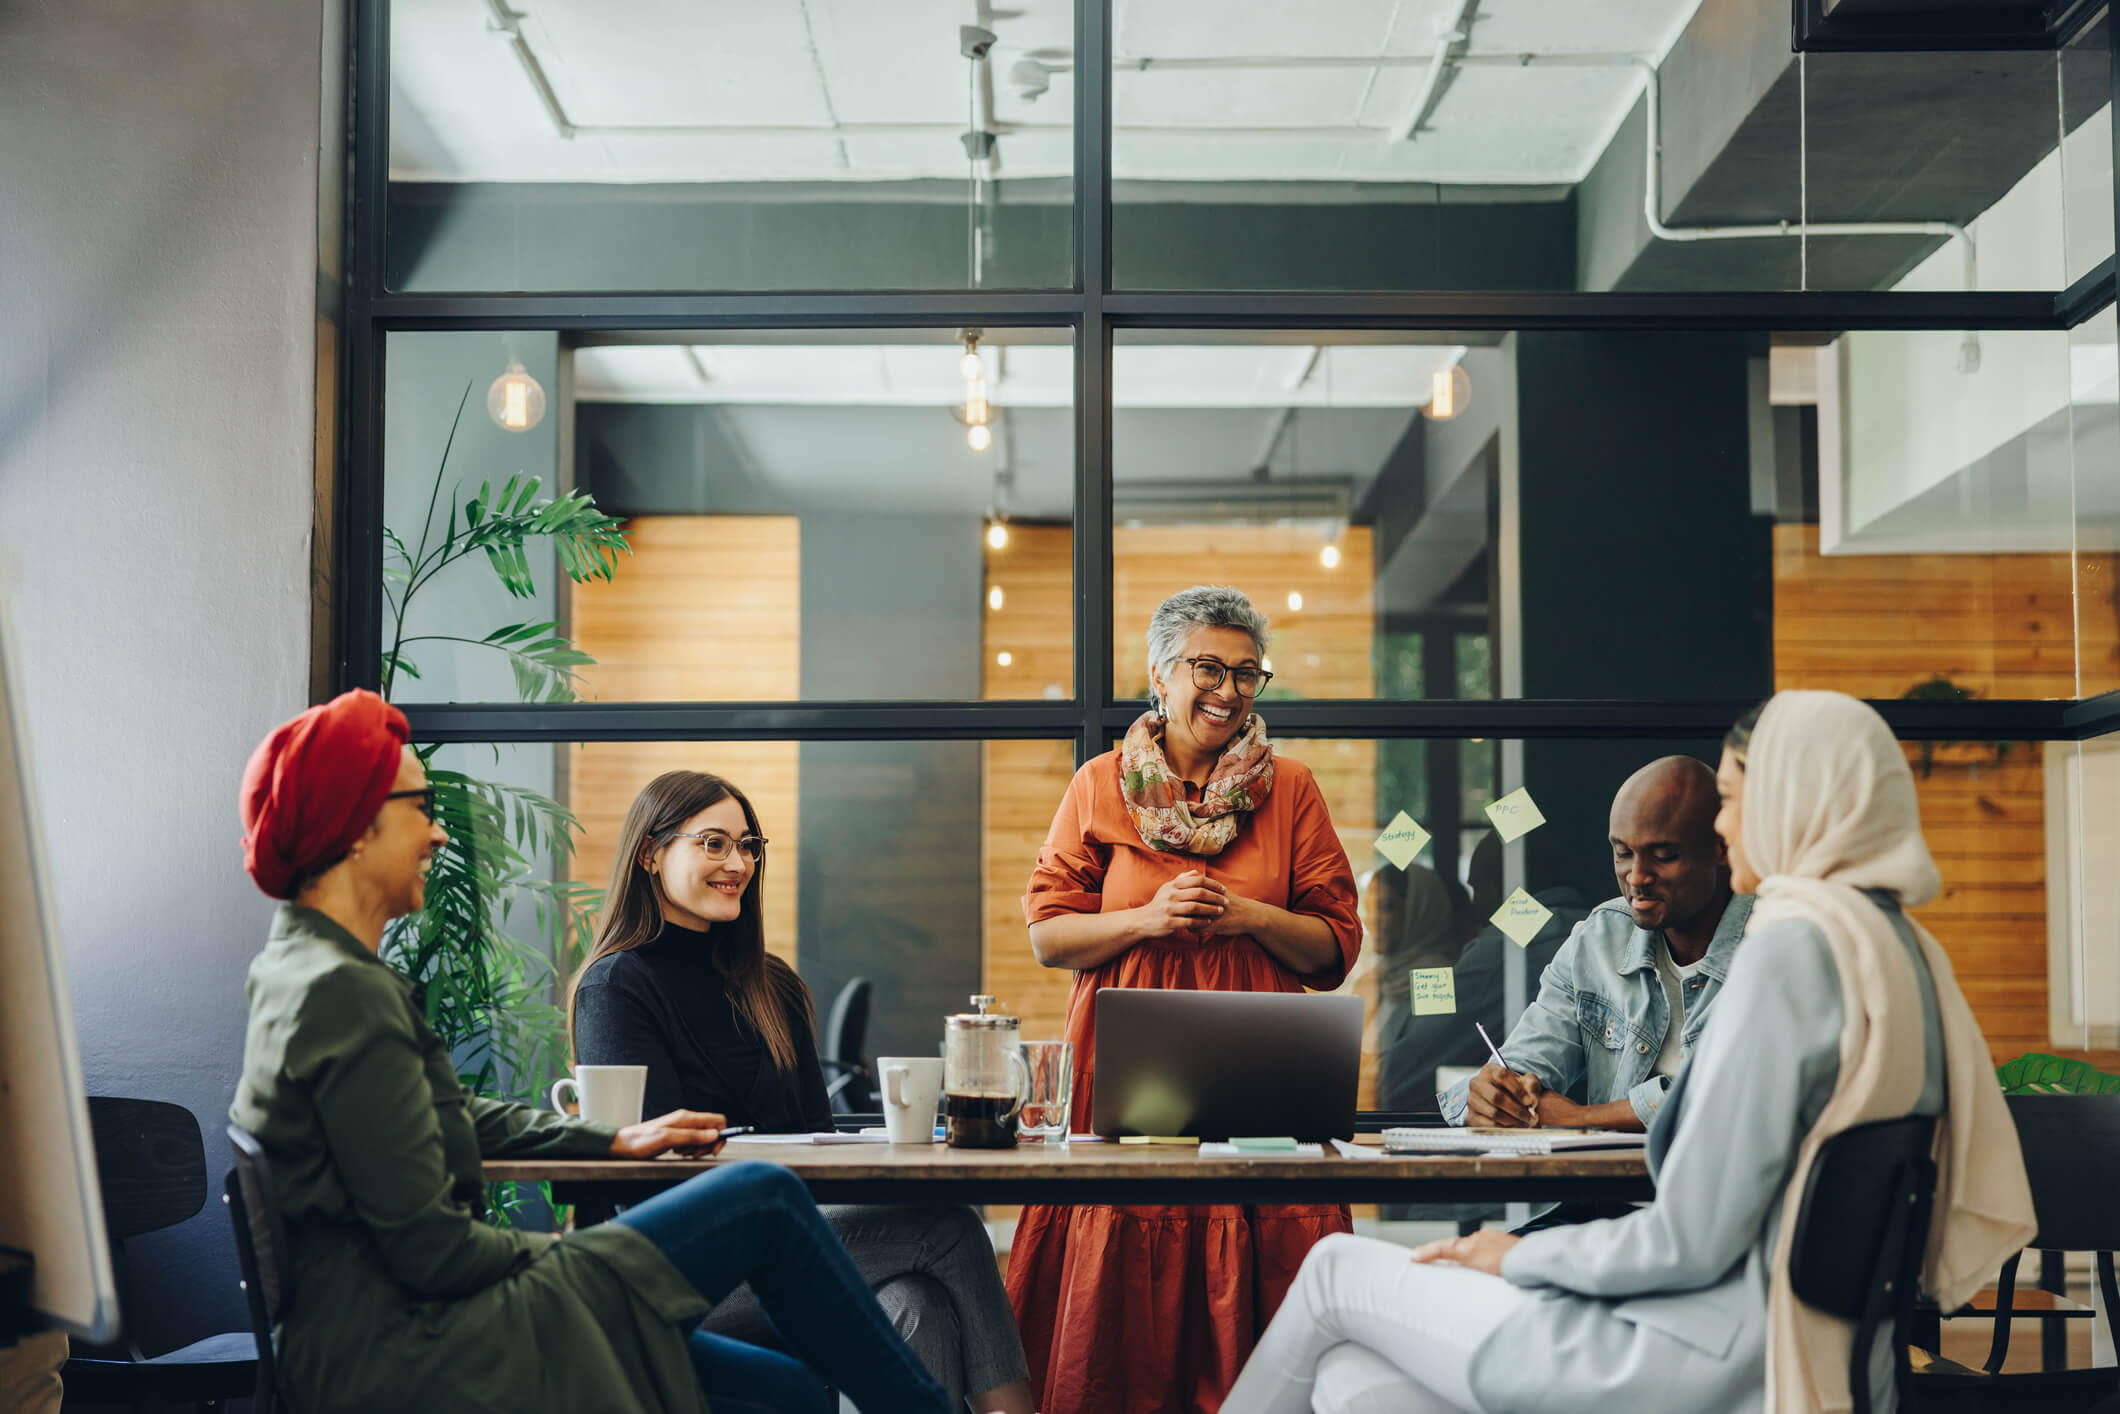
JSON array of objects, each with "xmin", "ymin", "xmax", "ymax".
[{"xmin": 1118, "ymin": 709, "xmax": 1275, "ymax": 855}]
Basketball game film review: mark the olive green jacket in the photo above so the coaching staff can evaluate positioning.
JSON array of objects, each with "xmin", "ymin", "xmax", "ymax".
[{"xmin": 230, "ymin": 905, "xmax": 712, "ymax": 1414}]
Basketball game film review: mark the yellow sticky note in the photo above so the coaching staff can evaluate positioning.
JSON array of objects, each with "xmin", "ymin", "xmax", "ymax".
[
  {"xmin": 1373, "ymin": 810, "xmax": 1431, "ymax": 870},
  {"xmin": 1411, "ymin": 967, "xmax": 1456, "ymax": 1016},
  {"xmin": 1484, "ymin": 788, "xmax": 1546, "ymax": 843},
  {"xmin": 1491, "ymin": 888, "xmax": 1553, "ymax": 948}
]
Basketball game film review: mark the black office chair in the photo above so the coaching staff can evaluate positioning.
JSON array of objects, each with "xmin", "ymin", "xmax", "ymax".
[
  {"xmin": 226, "ymin": 1124, "xmax": 293, "ymax": 1414},
  {"xmin": 819, "ymin": 976, "xmax": 875, "ymax": 1115},
  {"xmin": 60, "ymin": 1097, "xmax": 258, "ymax": 1411},
  {"xmin": 1788, "ymin": 1113, "xmax": 1939, "ymax": 1414},
  {"xmin": 1910, "ymin": 1093, "xmax": 2120, "ymax": 1412}
]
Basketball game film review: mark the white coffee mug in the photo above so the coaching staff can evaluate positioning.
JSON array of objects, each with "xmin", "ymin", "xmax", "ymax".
[
  {"xmin": 876, "ymin": 1056, "xmax": 945, "ymax": 1143},
  {"xmin": 549, "ymin": 1065, "xmax": 648, "ymax": 1128}
]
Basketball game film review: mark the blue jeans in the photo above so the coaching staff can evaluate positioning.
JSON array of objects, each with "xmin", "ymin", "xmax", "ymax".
[{"xmin": 614, "ymin": 1161, "xmax": 952, "ymax": 1414}]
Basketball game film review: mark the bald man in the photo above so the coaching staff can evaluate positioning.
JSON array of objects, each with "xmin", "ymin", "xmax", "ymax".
[{"xmin": 1439, "ymin": 757, "xmax": 1752, "ymax": 1132}]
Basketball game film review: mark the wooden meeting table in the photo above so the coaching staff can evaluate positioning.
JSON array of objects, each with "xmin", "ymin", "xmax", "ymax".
[{"xmin": 486, "ymin": 1135, "xmax": 1653, "ymax": 1219}]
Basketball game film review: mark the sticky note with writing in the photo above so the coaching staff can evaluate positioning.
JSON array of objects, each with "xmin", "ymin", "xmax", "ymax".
[
  {"xmin": 1491, "ymin": 888, "xmax": 1553, "ymax": 948},
  {"xmin": 1410, "ymin": 968, "xmax": 1456, "ymax": 1016},
  {"xmin": 1373, "ymin": 810, "xmax": 1431, "ymax": 870},
  {"xmin": 1484, "ymin": 788, "xmax": 1546, "ymax": 843}
]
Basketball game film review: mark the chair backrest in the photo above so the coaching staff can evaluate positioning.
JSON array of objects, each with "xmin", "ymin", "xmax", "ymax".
[
  {"xmin": 1789, "ymin": 1115, "xmax": 1938, "ymax": 1414},
  {"xmin": 2005, "ymin": 1093, "xmax": 2120, "ymax": 1253},
  {"xmin": 226, "ymin": 1125, "xmax": 290, "ymax": 1410},
  {"xmin": 86, "ymin": 1096, "xmax": 206, "ymax": 1241},
  {"xmin": 823, "ymin": 977, "xmax": 874, "ymax": 1111}
]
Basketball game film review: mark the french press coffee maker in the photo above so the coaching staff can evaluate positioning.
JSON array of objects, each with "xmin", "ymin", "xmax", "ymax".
[{"xmin": 943, "ymin": 995, "xmax": 1030, "ymax": 1148}]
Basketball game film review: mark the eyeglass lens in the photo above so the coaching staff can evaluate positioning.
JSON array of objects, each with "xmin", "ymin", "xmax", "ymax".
[{"xmin": 1189, "ymin": 659, "xmax": 1267, "ymax": 697}]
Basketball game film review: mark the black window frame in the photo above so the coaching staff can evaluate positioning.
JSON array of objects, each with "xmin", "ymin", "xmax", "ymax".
[{"xmin": 336, "ymin": 1, "xmax": 2120, "ymax": 1121}]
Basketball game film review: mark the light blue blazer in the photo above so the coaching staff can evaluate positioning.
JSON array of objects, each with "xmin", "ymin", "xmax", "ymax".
[{"xmin": 1464, "ymin": 896, "xmax": 1945, "ymax": 1414}]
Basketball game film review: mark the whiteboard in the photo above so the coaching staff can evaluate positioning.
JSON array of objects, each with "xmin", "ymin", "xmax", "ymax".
[{"xmin": 0, "ymin": 605, "xmax": 118, "ymax": 1340}]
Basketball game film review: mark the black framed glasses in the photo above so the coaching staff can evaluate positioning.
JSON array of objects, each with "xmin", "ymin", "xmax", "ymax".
[
  {"xmin": 666, "ymin": 830, "xmax": 769, "ymax": 864},
  {"xmin": 385, "ymin": 787, "xmax": 438, "ymax": 822},
  {"xmin": 1177, "ymin": 657, "xmax": 1273, "ymax": 698}
]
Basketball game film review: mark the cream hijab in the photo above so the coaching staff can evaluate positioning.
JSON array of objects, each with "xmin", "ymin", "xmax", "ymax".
[{"xmin": 1743, "ymin": 691, "xmax": 2036, "ymax": 1413}]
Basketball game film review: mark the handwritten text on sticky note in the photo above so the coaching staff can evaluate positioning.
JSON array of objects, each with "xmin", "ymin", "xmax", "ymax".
[
  {"xmin": 1373, "ymin": 810, "xmax": 1432, "ymax": 870},
  {"xmin": 1491, "ymin": 888, "xmax": 1553, "ymax": 948},
  {"xmin": 1411, "ymin": 967, "xmax": 1457, "ymax": 1016},
  {"xmin": 1484, "ymin": 788, "xmax": 1546, "ymax": 843}
]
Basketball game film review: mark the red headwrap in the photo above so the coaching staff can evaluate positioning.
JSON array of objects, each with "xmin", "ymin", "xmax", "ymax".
[{"xmin": 239, "ymin": 689, "xmax": 411, "ymax": 899}]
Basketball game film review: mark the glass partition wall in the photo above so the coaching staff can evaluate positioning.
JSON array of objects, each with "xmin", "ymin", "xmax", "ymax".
[{"xmin": 344, "ymin": 0, "xmax": 2120, "ymax": 1136}]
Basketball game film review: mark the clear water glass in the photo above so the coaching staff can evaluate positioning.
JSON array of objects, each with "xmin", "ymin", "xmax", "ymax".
[{"xmin": 1019, "ymin": 1040, "xmax": 1074, "ymax": 1143}]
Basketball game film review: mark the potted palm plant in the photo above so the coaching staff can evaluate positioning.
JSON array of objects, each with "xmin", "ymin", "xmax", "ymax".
[{"xmin": 380, "ymin": 384, "xmax": 630, "ymax": 1222}]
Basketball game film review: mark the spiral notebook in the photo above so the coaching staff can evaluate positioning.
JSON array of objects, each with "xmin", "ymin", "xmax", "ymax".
[{"xmin": 1380, "ymin": 1128, "xmax": 1646, "ymax": 1155}]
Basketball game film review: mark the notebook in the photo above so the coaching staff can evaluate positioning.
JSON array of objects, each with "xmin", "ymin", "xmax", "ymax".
[{"xmin": 1380, "ymin": 1127, "xmax": 1647, "ymax": 1155}]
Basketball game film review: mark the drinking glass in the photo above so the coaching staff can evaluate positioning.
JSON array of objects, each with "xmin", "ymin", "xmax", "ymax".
[{"xmin": 1019, "ymin": 1040, "xmax": 1074, "ymax": 1143}]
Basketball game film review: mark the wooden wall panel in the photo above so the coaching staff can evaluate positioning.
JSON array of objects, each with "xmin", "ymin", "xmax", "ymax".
[
  {"xmin": 1770, "ymin": 524, "xmax": 2120, "ymax": 1064},
  {"xmin": 569, "ymin": 517, "xmax": 803, "ymax": 968}
]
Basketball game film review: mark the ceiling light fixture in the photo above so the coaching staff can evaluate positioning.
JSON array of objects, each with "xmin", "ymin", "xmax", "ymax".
[
  {"xmin": 1287, "ymin": 591, "xmax": 1304, "ymax": 612},
  {"xmin": 987, "ymin": 522, "xmax": 1009, "ymax": 551},
  {"xmin": 487, "ymin": 360, "xmax": 547, "ymax": 433},
  {"xmin": 989, "ymin": 585, "xmax": 1005, "ymax": 611},
  {"xmin": 1424, "ymin": 363, "xmax": 1470, "ymax": 422},
  {"xmin": 955, "ymin": 329, "xmax": 993, "ymax": 451},
  {"xmin": 996, "ymin": 650, "xmax": 1013, "ymax": 667},
  {"xmin": 1319, "ymin": 544, "xmax": 1341, "ymax": 569}
]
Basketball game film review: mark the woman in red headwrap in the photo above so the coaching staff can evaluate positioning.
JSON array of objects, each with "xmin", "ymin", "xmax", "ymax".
[{"xmin": 228, "ymin": 690, "xmax": 951, "ymax": 1414}]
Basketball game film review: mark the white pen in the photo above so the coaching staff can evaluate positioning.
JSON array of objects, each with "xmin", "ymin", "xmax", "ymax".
[
  {"xmin": 1476, "ymin": 1021, "xmax": 1539, "ymax": 1125},
  {"xmin": 1474, "ymin": 1021, "xmax": 1508, "ymax": 1071}
]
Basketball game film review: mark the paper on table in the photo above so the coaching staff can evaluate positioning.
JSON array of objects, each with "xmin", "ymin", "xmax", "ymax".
[
  {"xmin": 1329, "ymin": 1138, "xmax": 1386, "ymax": 1160},
  {"xmin": 1373, "ymin": 810, "xmax": 1431, "ymax": 870},
  {"xmin": 1199, "ymin": 1142, "xmax": 1324, "ymax": 1159},
  {"xmin": 1491, "ymin": 888, "xmax": 1553, "ymax": 948},
  {"xmin": 1410, "ymin": 967, "xmax": 1456, "ymax": 1016},
  {"xmin": 1484, "ymin": 788, "xmax": 1546, "ymax": 843}
]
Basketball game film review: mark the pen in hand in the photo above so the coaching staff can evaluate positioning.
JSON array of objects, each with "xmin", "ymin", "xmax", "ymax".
[{"xmin": 1474, "ymin": 1022, "xmax": 1540, "ymax": 1126}]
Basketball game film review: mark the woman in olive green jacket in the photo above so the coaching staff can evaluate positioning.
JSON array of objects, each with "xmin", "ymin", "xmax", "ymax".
[{"xmin": 228, "ymin": 690, "xmax": 951, "ymax": 1414}]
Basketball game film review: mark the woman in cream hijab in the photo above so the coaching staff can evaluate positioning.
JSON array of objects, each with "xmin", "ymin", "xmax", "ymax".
[{"xmin": 1222, "ymin": 690, "xmax": 2035, "ymax": 1414}]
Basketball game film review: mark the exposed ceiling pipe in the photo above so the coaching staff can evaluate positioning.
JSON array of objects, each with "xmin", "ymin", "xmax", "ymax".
[
  {"xmin": 1388, "ymin": 0, "xmax": 1478, "ymax": 144},
  {"xmin": 483, "ymin": 0, "xmax": 576, "ymax": 139}
]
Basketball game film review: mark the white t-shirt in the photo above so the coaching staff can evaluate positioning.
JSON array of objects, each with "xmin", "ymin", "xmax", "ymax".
[{"xmin": 1651, "ymin": 941, "xmax": 1709, "ymax": 1079}]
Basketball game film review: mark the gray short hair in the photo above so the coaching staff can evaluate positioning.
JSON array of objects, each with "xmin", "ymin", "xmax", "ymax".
[{"xmin": 1146, "ymin": 585, "xmax": 1270, "ymax": 714}]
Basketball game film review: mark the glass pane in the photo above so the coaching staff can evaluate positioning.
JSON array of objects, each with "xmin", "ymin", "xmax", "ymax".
[
  {"xmin": 2073, "ymin": 307, "xmax": 2119, "ymax": 697},
  {"xmin": 382, "ymin": 328, "xmax": 1075, "ymax": 702},
  {"xmin": 1218, "ymin": 733, "xmax": 2074, "ymax": 1126},
  {"xmin": 411, "ymin": 736, "xmax": 1075, "ymax": 1074},
  {"xmin": 1108, "ymin": 327, "xmax": 2091, "ymax": 701},
  {"xmin": 387, "ymin": 0, "xmax": 1074, "ymax": 291},
  {"xmin": 2061, "ymin": 18, "xmax": 2114, "ymax": 288},
  {"xmin": 1112, "ymin": 0, "xmax": 2070, "ymax": 292},
  {"xmin": 2055, "ymin": 733, "xmax": 2120, "ymax": 1070}
]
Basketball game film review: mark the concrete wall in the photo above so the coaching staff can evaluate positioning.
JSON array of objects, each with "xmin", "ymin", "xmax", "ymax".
[{"xmin": 0, "ymin": 0, "xmax": 326, "ymax": 1357}]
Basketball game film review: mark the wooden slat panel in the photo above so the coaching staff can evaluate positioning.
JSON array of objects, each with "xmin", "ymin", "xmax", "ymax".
[
  {"xmin": 568, "ymin": 517, "xmax": 803, "ymax": 969},
  {"xmin": 1768, "ymin": 523, "xmax": 2114, "ymax": 1059}
]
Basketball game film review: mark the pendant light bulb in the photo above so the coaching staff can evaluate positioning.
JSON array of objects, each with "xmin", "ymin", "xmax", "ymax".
[
  {"xmin": 987, "ymin": 522, "xmax": 1009, "ymax": 550},
  {"xmin": 988, "ymin": 585, "xmax": 1005, "ymax": 611},
  {"xmin": 968, "ymin": 423, "xmax": 992, "ymax": 452},
  {"xmin": 487, "ymin": 360, "xmax": 547, "ymax": 433},
  {"xmin": 962, "ymin": 349, "xmax": 984, "ymax": 381},
  {"xmin": 1320, "ymin": 544, "xmax": 1341, "ymax": 569},
  {"xmin": 1425, "ymin": 364, "xmax": 1470, "ymax": 422}
]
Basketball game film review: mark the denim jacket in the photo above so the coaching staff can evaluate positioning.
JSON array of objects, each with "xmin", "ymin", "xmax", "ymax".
[{"xmin": 1439, "ymin": 892, "xmax": 1753, "ymax": 1128}]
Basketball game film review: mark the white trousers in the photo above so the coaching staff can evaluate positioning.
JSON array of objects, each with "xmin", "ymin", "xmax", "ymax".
[{"xmin": 1221, "ymin": 1232, "xmax": 1533, "ymax": 1414}]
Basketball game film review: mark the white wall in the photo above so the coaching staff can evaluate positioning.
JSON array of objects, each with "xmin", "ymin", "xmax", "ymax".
[{"xmin": 0, "ymin": 0, "xmax": 326, "ymax": 1353}]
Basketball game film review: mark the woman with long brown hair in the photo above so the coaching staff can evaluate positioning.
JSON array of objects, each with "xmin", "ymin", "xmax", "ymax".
[
  {"xmin": 571, "ymin": 770, "xmax": 1034, "ymax": 1414},
  {"xmin": 230, "ymin": 692, "xmax": 950, "ymax": 1414}
]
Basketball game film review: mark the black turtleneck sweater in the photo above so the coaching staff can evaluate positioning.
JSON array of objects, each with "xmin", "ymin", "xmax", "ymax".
[{"xmin": 572, "ymin": 920, "xmax": 834, "ymax": 1133}]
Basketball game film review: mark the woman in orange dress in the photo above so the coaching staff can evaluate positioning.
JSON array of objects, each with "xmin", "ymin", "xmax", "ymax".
[{"xmin": 1005, "ymin": 585, "xmax": 1363, "ymax": 1414}]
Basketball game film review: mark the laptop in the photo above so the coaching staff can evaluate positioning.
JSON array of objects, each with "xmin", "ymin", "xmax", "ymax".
[{"xmin": 1091, "ymin": 988, "xmax": 1364, "ymax": 1142}]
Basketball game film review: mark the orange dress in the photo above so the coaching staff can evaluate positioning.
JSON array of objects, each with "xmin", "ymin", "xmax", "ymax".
[{"xmin": 1004, "ymin": 749, "xmax": 1363, "ymax": 1414}]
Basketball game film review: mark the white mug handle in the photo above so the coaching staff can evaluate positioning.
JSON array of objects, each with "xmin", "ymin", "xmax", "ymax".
[
  {"xmin": 550, "ymin": 1076, "xmax": 578, "ymax": 1115},
  {"xmin": 885, "ymin": 1064, "xmax": 909, "ymax": 1109}
]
